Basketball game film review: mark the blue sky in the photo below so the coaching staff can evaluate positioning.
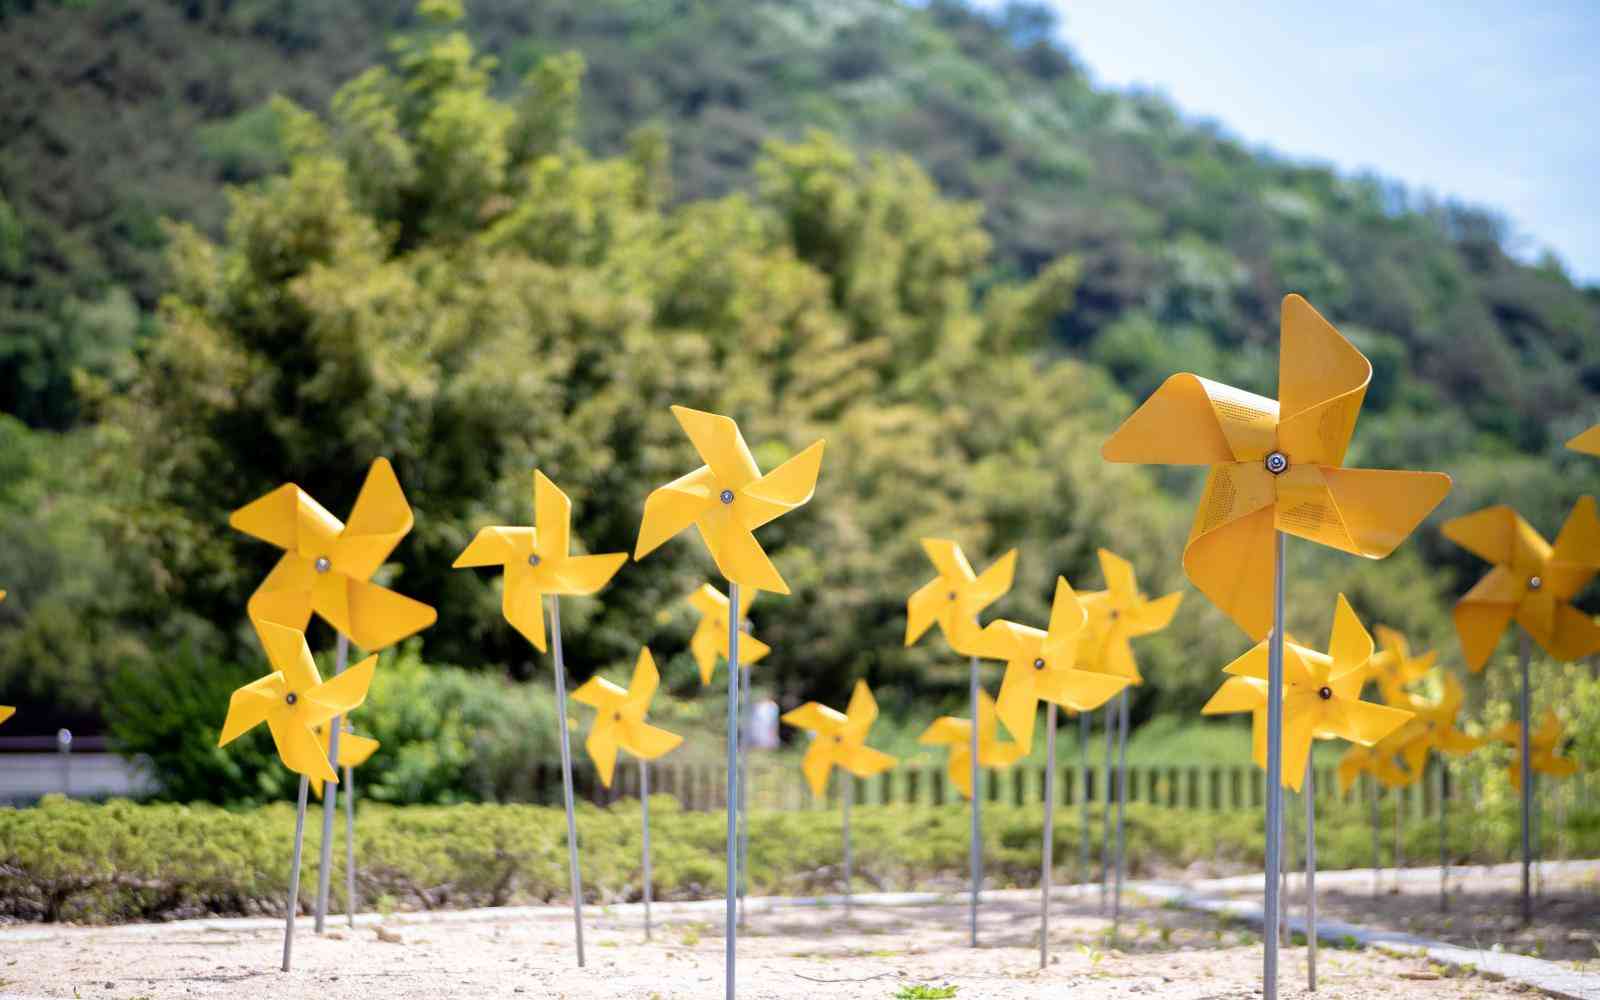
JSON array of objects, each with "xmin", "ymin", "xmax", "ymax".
[{"xmin": 1025, "ymin": 2, "xmax": 1599, "ymax": 283}]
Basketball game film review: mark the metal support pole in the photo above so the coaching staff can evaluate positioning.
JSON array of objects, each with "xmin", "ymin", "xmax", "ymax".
[
  {"xmin": 282, "ymin": 776, "xmax": 310, "ymax": 972},
  {"xmin": 1263, "ymin": 530, "xmax": 1286, "ymax": 1000},
  {"xmin": 314, "ymin": 633, "xmax": 348, "ymax": 933},
  {"xmin": 1305, "ymin": 759, "xmax": 1317, "ymax": 992},
  {"xmin": 56, "ymin": 729, "xmax": 71, "ymax": 796},
  {"xmin": 1437, "ymin": 758, "xmax": 1447, "ymax": 913},
  {"xmin": 1393, "ymin": 792, "xmax": 1402, "ymax": 892},
  {"xmin": 549, "ymin": 596, "xmax": 586, "ymax": 967},
  {"xmin": 1112, "ymin": 689, "xmax": 1129, "ymax": 937},
  {"xmin": 344, "ymin": 746, "xmax": 356, "ymax": 927},
  {"xmin": 725, "ymin": 582, "xmax": 741, "ymax": 999},
  {"xmin": 1041, "ymin": 702, "xmax": 1056, "ymax": 969},
  {"xmin": 641, "ymin": 758, "xmax": 653, "ymax": 941},
  {"xmin": 1100, "ymin": 702, "xmax": 1113, "ymax": 913},
  {"xmin": 968, "ymin": 654, "xmax": 981, "ymax": 948},
  {"xmin": 1369, "ymin": 775, "xmax": 1380, "ymax": 898},
  {"xmin": 1519, "ymin": 630, "xmax": 1531, "ymax": 924},
  {"xmin": 738, "ymin": 662, "xmax": 750, "ymax": 929},
  {"xmin": 1079, "ymin": 709, "xmax": 1090, "ymax": 890},
  {"xmin": 842, "ymin": 777, "xmax": 853, "ymax": 920}
]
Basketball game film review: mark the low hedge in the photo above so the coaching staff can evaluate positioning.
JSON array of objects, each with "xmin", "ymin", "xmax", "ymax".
[{"xmin": 2, "ymin": 794, "xmax": 1593, "ymax": 924}]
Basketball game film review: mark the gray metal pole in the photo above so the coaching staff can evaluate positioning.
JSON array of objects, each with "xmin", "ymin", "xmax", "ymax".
[
  {"xmin": 314, "ymin": 633, "xmax": 348, "ymax": 933},
  {"xmin": 1306, "ymin": 758, "xmax": 1317, "ymax": 992},
  {"xmin": 725, "ymin": 581, "xmax": 741, "ymax": 1000},
  {"xmin": 1519, "ymin": 630, "xmax": 1531, "ymax": 924},
  {"xmin": 1100, "ymin": 702, "xmax": 1113, "ymax": 913},
  {"xmin": 1369, "ymin": 775, "xmax": 1380, "ymax": 898},
  {"xmin": 1437, "ymin": 758, "xmax": 1447, "ymax": 913},
  {"xmin": 968, "ymin": 654, "xmax": 981, "ymax": 948},
  {"xmin": 57, "ymin": 729, "xmax": 71, "ymax": 796},
  {"xmin": 842, "ymin": 776, "xmax": 853, "ymax": 920},
  {"xmin": 1041, "ymin": 702, "xmax": 1056, "ymax": 969},
  {"xmin": 344, "ymin": 741, "xmax": 357, "ymax": 928},
  {"xmin": 1263, "ymin": 529, "xmax": 1286, "ymax": 1000},
  {"xmin": 1079, "ymin": 709, "xmax": 1090, "ymax": 889},
  {"xmin": 282, "ymin": 775, "xmax": 310, "ymax": 972},
  {"xmin": 641, "ymin": 758, "xmax": 653, "ymax": 941},
  {"xmin": 738, "ymin": 662, "xmax": 750, "ymax": 929},
  {"xmin": 548, "ymin": 596, "xmax": 586, "ymax": 967},
  {"xmin": 1112, "ymin": 689, "xmax": 1129, "ymax": 938}
]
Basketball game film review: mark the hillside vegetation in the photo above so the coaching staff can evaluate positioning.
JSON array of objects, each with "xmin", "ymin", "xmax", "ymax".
[{"xmin": 0, "ymin": 0, "xmax": 1594, "ymax": 753}]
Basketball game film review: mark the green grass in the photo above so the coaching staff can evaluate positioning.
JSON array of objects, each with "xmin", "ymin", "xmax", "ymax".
[{"xmin": 894, "ymin": 986, "xmax": 957, "ymax": 999}]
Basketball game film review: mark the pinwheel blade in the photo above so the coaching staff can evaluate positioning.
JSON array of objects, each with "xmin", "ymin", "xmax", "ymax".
[
  {"xmin": 1327, "ymin": 595, "xmax": 1374, "ymax": 677},
  {"xmin": 905, "ymin": 578, "xmax": 949, "ymax": 647},
  {"xmin": 0, "ymin": 706, "xmax": 13, "ymax": 726},
  {"xmin": 533, "ymin": 470, "xmax": 571, "ymax": 564},
  {"xmin": 994, "ymin": 663, "xmax": 1039, "ymax": 747},
  {"xmin": 967, "ymin": 549, "xmax": 1018, "ymax": 609},
  {"xmin": 551, "ymin": 553, "xmax": 628, "ymax": 596},
  {"xmin": 503, "ymin": 561, "xmax": 548, "ymax": 652},
  {"xmin": 701, "ymin": 520, "xmax": 789, "ymax": 595},
  {"xmin": 1037, "ymin": 668, "xmax": 1129, "ymax": 714},
  {"xmin": 1276, "ymin": 294, "xmax": 1370, "ymax": 467},
  {"xmin": 1332, "ymin": 699, "xmax": 1414, "ymax": 747},
  {"xmin": 246, "ymin": 555, "xmax": 317, "ymax": 637},
  {"xmin": 267, "ymin": 713, "xmax": 338, "ymax": 783},
  {"xmin": 1452, "ymin": 570, "xmax": 1521, "ymax": 671},
  {"xmin": 690, "ymin": 625, "xmax": 720, "ymax": 685},
  {"xmin": 219, "ymin": 673, "xmax": 286, "ymax": 747},
  {"xmin": 453, "ymin": 525, "xmax": 527, "ymax": 568},
  {"xmin": 1318, "ymin": 467, "xmax": 1452, "ymax": 558},
  {"xmin": 1184, "ymin": 486, "xmax": 1278, "ymax": 641},
  {"xmin": 622, "ymin": 721, "xmax": 683, "ymax": 761},
  {"xmin": 740, "ymin": 440, "xmax": 825, "ymax": 531},
  {"xmin": 1201, "ymin": 675, "xmax": 1268, "ymax": 716},
  {"xmin": 258, "ymin": 620, "xmax": 322, "ymax": 692},
  {"xmin": 342, "ymin": 578, "xmax": 437, "ymax": 652},
  {"xmin": 1279, "ymin": 715, "xmax": 1314, "ymax": 793},
  {"xmin": 1441, "ymin": 506, "xmax": 1536, "ymax": 570},
  {"xmin": 947, "ymin": 746, "xmax": 973, "ymax": 799},
  {"xmin": 570, "ymin": 676, "xmax": 628, "ymax": 711},
  {"xmin": 1549, "ymin": 495, "xmax": 1600, "ymax": 593},
  {"xmin": 920, "ymin": 539, "xmax": 976, "ymax": 583},
  {"xmin": 1128, "ymin": 591, "xmax": 1182, "ymax": 636},
  {"xmin": 1101, "ymin": 373, "xmax": 1274, "ymax": 464},
  {"xmin": 231, "ymin": 484, "xmax": 331, "ymax": 550},
  {"xmin": 300, "ymin": 655, "xmax": 377, "ymax": 727},
  {"xmin": 841, "ymin": 745, "xmax": 897, "ymax": 779},
  {"xmin": 918, "ymin": 717, "xmax": 970, "ymax": 747},
  {"xmin": 335, "ymin": 458, "xmax": 414, "ymax": 580},
  {"xmin": 781, "ymin": 703, "xmax": 846, "ymax": 734},
  {"xmin": 1047, "ymin": 576, "xmax": 1088, "ymax": 640},
  {"xmin": 671, "ymin": 405, "xmax": 762, "ymax": 489},
  {"xmin": 842, "ymin": 680, "xmax": 878, "ymax": 738},
  {"xmin": 625, "ymin": 648, "xmax": 660, "ymax": 713},
  {"xmin": 334, "ymin": 731, "xmax": 380, "ymax": 768},
  {"xmin": 1568, "ymin": 424, "xmax": 1600, "ymax": 455},
  {"xmin": 1521, "ymin": 601, "xmax": 1600, "ymax": 661},
  {"xmin": 634, "ymin": 466, "xmax": 717, "ymax": 559},
  {"xmin": 800, "ymin": 738, "xmax": 834, "ymax": 798},
  {"xmin": 587, "ymin": 719, "xmax": 621, "ymax": 788}
]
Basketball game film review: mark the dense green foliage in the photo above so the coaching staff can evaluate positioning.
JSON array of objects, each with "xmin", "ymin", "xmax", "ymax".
[
  {"xmin": 0, "ymin": 0, "xmax": 1595, "ymax": 765},
  {"xmin": 4, "ymin": 792, "xmax": 1592, "ymax": 924}
]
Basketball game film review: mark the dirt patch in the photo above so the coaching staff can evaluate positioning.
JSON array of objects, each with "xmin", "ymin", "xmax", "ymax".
[{"xmin": 2, "ymin": 889, "xmax": 1538, "ymax": 999}]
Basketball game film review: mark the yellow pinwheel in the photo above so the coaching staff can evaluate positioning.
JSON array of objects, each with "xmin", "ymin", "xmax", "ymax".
[
  {"xmin": 686, "ymin": 584, "xmax": 770, "ymax": 685},
  {"xmin": 308, "ymin": 724, "xmax": 380, "ymax": 799},
  {"xmin": 1442, "ymin": 497, "xmax": 1600, "ymax": 671},
  {"xmin": 1367, "ymin": 625, "xmax": 1436, "ymax": 703},
  {"xmin": 230, "ymin": 458, "xmax": 436, "ymax": 651},
  {"xmin": 1076, "ymin": 549, "xmax": 1182, "ymax": 683},
  {"xmin": 904, "ymin": 539, "xmax": 1017, "ymax": 656},
  {"xmin": 1491, "ymin": 712, "xmax": 1578, "ymax": 791},
  {"xmin": 917, "ymin": 690, "xmax": 1026, "ymax": 799},
  {"xmin": 1102, "ymin": 295, "xmax": 1452, "ymax": 640},
  {"xmin": 782, "ymin": 680, "xmax": 898, "ymax": 797},
  {"xmin": 454, "ymin": 470, "xmax": 628, "ymax": 652},
  {"xmin": 634, "ymin": 406, "xmax": 824, "ymax": 595},
  {"xmin": 570, "ymin": 648, "xmax": 684, "ymax": 787},
  {"xmin": 1220, "ymin": 595, "xmax": 1413, "ymax": 791},
  {"xmin": 976, "ymin": 578, "xmax": 1129, "ymax": 747},
  {"xmin": 218, "ymin": 622, "xmax": 377, "ymax": 784},
  {"xmin": 1390, "ymin": 672, "xmax": 1482, "ymax": 777},
  {"xmin": 1568, "ymin": 424, "xmax": 1600, "ymax": 456}
]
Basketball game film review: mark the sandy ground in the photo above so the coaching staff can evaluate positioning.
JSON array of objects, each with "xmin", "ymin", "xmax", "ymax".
[{"xmin": 1, "ymin": 888, "xmax": 1540, "ymax": 999}]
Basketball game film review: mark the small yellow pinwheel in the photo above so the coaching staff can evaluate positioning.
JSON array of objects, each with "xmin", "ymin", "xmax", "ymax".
[
  {"xmin": 918, "ymin": 690, "xmax": 1027, "ymax": 799},
  {"xmin": 1219, "ymin": 595, "xmax": 1413, "ymax": 791},
  {"xmin": 781, "ymin": 680, "xmax": 898, "ymax": 798},
  {"xmin": 231, "ymin": 458, "xmax": 437, "ymax": 651},
  {"xmin": 454, "ymin": 470, "xmax": 628, "ymax": 652},
  {"xmin": 1368, "ymin": 625, "xmax": 1437, "ymax": 703},
  {"xmin": 1568, "ymin": 425, "xmax": 1600, "ymax": 456},
  {"xmin": 1077, "ymin": 548, "xmax": 1182, "ymax": 682},
  {"xmin": 1443, "ymin": 497, "xmax": 1600, "ymax": 671},
  {"xmin": 905, "ymin": 539, "xmax": 1017, "ymax": 656},
  {"xmin": 1390, "ymin": 672, "xmax": 1482, "ymax": 777},
  {"xmin": 976, "ymin": 578, "xmax": 1129, "ymax": 747},
  {"xmin": 218, "ymin": 622, "xmax": 377, "ymax": 783},
  {"xmin": 571, "ymin": 648, "xmax": 684, "ymax": 788},
  {"xmin": 686, "ymin": 584, "xmax": 771, "ymax": 685},
  {"xmin": 1336, "ymin": 739, "xmax": 1414, "ymax": 795},
  {"xmin": 308, "ymin": 724, "xmax": 380, "ymax": 799},
  {"xmin": 1491, "ymin": 712, "xmax": 1579, "ymax": 791},
  {"xmin": 1102, "ymin": 294, "xmax": 1452, "ymax": 640},
  {"xmin": 634, "ymin": 406, "xmax": 825, "ymax": 595}
]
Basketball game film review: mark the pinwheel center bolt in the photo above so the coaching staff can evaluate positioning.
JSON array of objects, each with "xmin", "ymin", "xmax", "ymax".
[
  {"xmin": 1317, "ymin": 686, "xmax": 1332, "ymax": 701},
  {"xmin": 1528, "ymin": 575, "xmax": 1542, "ymax": 590},
  {"xmin": 313, "ymin": 556, "xmax": 331, "ymax": 574},
  {"xmin": 948, "ymin": 592, "xmax": 957, "ymax": 601},
  {"xmin": 614, "ymin": 712, "xmax": 622, "ymax": 722},
  {"xmin": 1033, "ymin": 658, "xmax": 1046, "ymax": 670},
  {"xmin": 528, "ymin": 554, "xmax": 541, "ymax": 567},
  {"xmin": 719, "ymin": 489, "xmax": 735, "ymax": 505},
  {"xmin": 1265, "ymin": 451, "xmax": 1289, "ymax": 475},
  {"xmin": 285, "ymin": 692, "xmax": 298, "ymax": 706}
]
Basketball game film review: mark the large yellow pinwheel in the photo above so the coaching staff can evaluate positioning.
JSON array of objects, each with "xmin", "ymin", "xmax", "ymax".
[
  {"xmin": 454, "ymin": 470, "xmax": 628, "ymax": 652},
  {"xmin": 1367, "ymin": 625, "xmax": 1436, "ymax": 703},
  {"xmin": 686, "ymin": 584, "xmax": 770, "ymax": 685},
  {"xmin": 1390, "ymin": 672, "xmax": 1481, "ymax": 778},
  {"xmin": 231, "ymin": 458, "xmax": 437, "ymax": 651},
  {"xmin": 571, "ymin": 648, "xmax": 684, "ymax": 787},
  {"xmin": 218, "ymin": 622, "xmax": 377, "ymax": 784},
  {"xmin": 1076, "ymin": 549, "xmax": 1182, "ymax": 682},
  {"xmin": 1490, "ymin": 712, "xmax": 1578, "ymax": 791},
  {"xmin": 1568, "ymin": 425, "xmax": 1600, "ymax": 456},
  {"xmin": 308, "ymin": 724, "xmax": 380, "ymax": 799},
  {"xmin": 918, "ymin": 690, "xmax": 1026, "ymax": 799},
  {"xmin": 782, "ymin": 680, "xmax": 898, "ymax": 797},
  {"xmin": 905, "ymin": 539, "xmax": 1017, "ymax": 656},
  {"xmin": 1101, "ymin": 295, "xmax": 1452, "ymax": 640},
  {"xmin": 976, "ymin": 578, "xmax": 1129, "ymax": 747},
  {"xmin": 1220, "ymin": 595, "xmax": 1413, "ymax": 791},
  {"xmin": 634, "ymin": 406, "xmax": 824, "ymax": 595},
  {"xmin": 1442, "ymin": 497, "xmax": 1600, "ymax": 671}
]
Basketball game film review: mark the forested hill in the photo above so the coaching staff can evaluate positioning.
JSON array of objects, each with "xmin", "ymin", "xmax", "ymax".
[{"xmin": 3, "ymin": 0, "xmax": 1597, "ymax": 445}]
